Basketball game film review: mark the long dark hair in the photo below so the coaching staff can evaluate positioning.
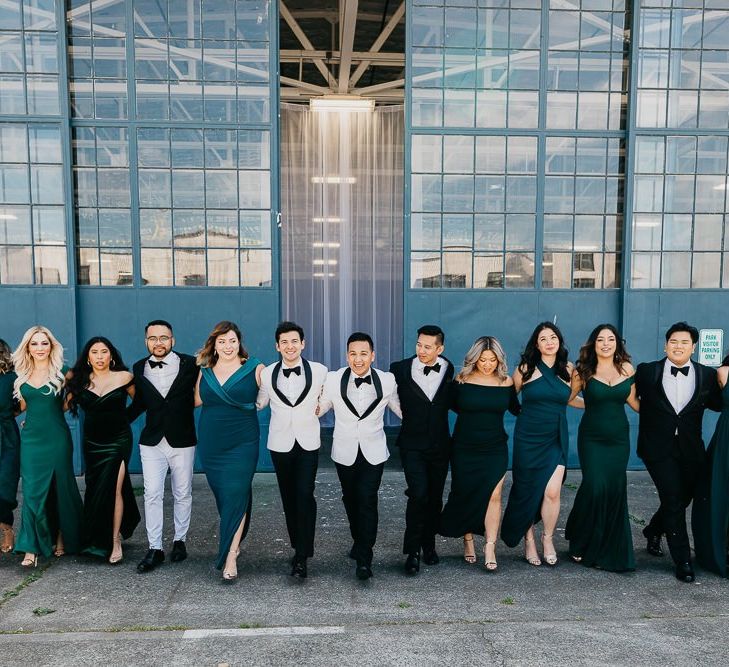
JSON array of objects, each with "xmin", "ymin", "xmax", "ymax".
[
  {"xmin": 576, "ymin": 324, "xmax": 631, "ymax": 385},
  {"xmin": 721, "ymin": 352, "xmax": 729, "ymax": 367},
  {"xmin": 0, "ymin": 338, "xmax": 13, "ymax": 374},
  {"xmin": 67, "ymin": 336, "xmax": 128, "ymax": 415},
  {"xmin": 519, "ymin": 322, "xmax": 570, "ymax": 383}
]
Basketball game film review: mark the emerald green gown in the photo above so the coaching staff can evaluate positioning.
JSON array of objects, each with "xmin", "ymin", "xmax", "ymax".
[
  {"xmin": 565, "ymin": 377, "xmax": 635, "ymax": 572},
  {"xmin": 14, "ymin": 370, "xmax": 83, "ymax": 556},
  {"xmin": 440, "ymin": 383, "xmax": 519, "ymax": 537},
  {"xmin": 76, "ymin": 381, "xmax": 140, "ymax": 558},
  {"xmin": 692, "ymin": 381, "xmax": 729, "ymax": 577},
  {"xmin": 0, "ymin": 371, "xmax": 20, "ymax": 526}
]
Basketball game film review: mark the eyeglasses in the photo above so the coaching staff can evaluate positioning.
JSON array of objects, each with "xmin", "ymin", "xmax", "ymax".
[{"xmin": 146, "ymin": 336, "xmax": 171, "ymax": 344}]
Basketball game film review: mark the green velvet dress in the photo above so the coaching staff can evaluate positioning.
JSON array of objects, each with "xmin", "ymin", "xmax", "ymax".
[
  {"xmin": 692, "ymin": 381, "xmax": 729, "ymax": 577},
  {"xmin": 197, "ymin": 360, "xmax": 261, "ymax": 569},
  {"xmin": 0, "ymin": 371, "xmax": 20, "ymax": 526},
  {"xmin": 15, "ymin": 369, "xmax": 83, "ymax": 556},
  {"xmin": 76, "ymin": 381, "xmax": 141, "ymax": 558},
  {"xmin": 440, "ymin": 383, "xmax": 519, "ymax": 537},
  {"xmin": 565, "ymin": 377, "xmax": 635, "ymax": 572}
]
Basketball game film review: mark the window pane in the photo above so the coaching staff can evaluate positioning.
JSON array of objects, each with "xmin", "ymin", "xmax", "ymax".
[
  {"xmin": 240, "ymin": 248, "xmax": 271, "ymax": 287},
  {"xmin": 141, "ymin": 247, "xmax": 173, "ymax": 285}
]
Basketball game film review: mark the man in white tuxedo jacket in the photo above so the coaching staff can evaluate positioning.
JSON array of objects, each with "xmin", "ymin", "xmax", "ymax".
[
  {"xmin": 318, "ymin": 332, "xmax": 401, "ymax": 580},
  {"xmin": 257, "ymin": 322, "xmax": 328, "ymax": 579}
]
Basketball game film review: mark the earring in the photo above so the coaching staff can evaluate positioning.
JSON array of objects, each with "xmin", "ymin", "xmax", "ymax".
[
  {"xmin": 111, "ymin": 359, "xmax": 116, "ymax": 368},
  {"xmin": 87, "ymin": 360, "xmax": 91, "ymax": 367}
]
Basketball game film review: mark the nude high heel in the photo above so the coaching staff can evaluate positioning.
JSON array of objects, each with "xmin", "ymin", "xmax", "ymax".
[{"xmin": 109, "ymin": 535, "xmax": 123, "ymax": 565}]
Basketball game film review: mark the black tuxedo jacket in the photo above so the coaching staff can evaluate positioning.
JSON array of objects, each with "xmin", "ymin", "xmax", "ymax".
[
  {"xmin": 389, "ymin": 356, "xmax": 454, "ymax": 451},
  {"xmin": 635, "ymin": 358, "xmax": 721, "ymax": 463},
  {"xmin": 127, "ymin": 352, "xmax": 198, "ymax": 448}
]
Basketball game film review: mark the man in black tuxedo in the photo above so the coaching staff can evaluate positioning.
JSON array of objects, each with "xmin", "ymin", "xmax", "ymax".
[
  {"xmin": 127, "ymin": 320, "xmax": 198, "ymax": 573},
  {"xmin": 389, "ymin": 325, "xmax": 453, "ymax": 575},
  {"xmin": 635, "ymin": 321, "xmax": 721, "ymax": 582}
]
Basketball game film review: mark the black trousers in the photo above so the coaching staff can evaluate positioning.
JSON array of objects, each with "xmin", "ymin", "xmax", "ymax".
[
  {"xmin": 644, "ymin": 447, "xmax": 702, "ymax": 564},
  {"xmin": 400, "ymin": 447, "xmax": 449, "ymax": 555},
  {"xmin": 335, "ymin": 449, "xmax": 385, "ymax": 566},
  {"xmin": 270, "ymin": 442, "xmax": 319, "ymax": 559}
]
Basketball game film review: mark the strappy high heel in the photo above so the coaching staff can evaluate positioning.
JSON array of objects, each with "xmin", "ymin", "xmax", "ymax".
[
  {"xmin": 463, "ymin": 536, "xmax": 476, "ymax": 564},
  {"xmin": 21, "ymin": 553, "xmax": 38, "ymax": 568},
  {"xmin": 222, "ymin": 549, "xmax": 239, "ymax": 582},
  {"xmin": 524, "ymin": 536, "xmax": 541, "ymax": 566},
  {"xmin": 484, "ymin": 541, "xmax": 498, "ymax": 572},
  {"xmin": 541, "ymin": 533, "xmax": 558, "ymax": 566},
  {"xmin": 109, "ymin": 535, "xmax": 123, "ymax": 565}
]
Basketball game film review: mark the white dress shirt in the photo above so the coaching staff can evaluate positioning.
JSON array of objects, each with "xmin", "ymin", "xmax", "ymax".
[
  {"xmin": 410, "ymin": 356, "xmax": 446, "ymax": 401},
  {"xmin": 143, "ymin": 350, "xmax": 180, "ymax": 398},
  {"xmin": 278, "ymin": 362, "xmax": 305, "ymax": 403},
  {"xmin": 662, "ymin": 359, "xmax": 695, "ymax": 414}
]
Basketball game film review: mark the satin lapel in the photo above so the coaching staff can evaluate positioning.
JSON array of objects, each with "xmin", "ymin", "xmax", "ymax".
[
  {"xmin": 293, "ymin": 358, "xmax": 313, "ymax": 407},
  {"xmin": 358, "ymin": 369, "xmax": 384, "ymax": 421},
  {"xmin": 165, "ymin": 353, "xmax": 189, "ymax": 396},
  {"xmin": 432, "ymin": 358, "xmax": 453, "ymax": 401},
  {"xmin": 679, "ymin": 360, "xmax": 702, "ymax": 415},
  {"xmin": 271, "ymin": 361, "xmax": 294, "ymax": 407},
  {"xmin": 406, "ymin": 357, "xmax": 431, "ymax": 403},
  {"xmin": 654, "ymin": 358, "xmax": 677, "ymax": 414},
  {"xmin": 137, "ymin": 360, "xmax": 164, "ymax": 399},
  {"xmin": 340, "ymin": 368, "xmax": 360, "ymax": 418}
]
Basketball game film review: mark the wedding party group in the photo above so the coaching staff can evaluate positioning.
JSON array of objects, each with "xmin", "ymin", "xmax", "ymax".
[{"xmin": 0, "ymin": 318, "xmax": 727, "ymax": 585}]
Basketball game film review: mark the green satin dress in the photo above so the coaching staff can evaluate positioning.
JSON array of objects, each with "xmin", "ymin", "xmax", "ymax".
[
  {"xmin": 197, "ymin": 360, "xmax": 261, "ymax": 569},
  {"xmin": 565, "ymin": 377, "xmax": 635, "ymax": 572},
  {"xmin": 14, "ymin": 369, "xmax": 83, "ymax": 557},
  {"xmin": 76, "ymin": 381, "xmax": 141, "ymax": 558},
  {"xmin": 692, "ymin": 381, "xmax": 729, "ymax": 577},
  {"xmin": 0, "ymin": 371, "xmax": 20, "ymax": 526}
]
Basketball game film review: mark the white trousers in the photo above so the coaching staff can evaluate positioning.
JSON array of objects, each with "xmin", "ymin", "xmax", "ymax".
[{"xmin": 139, "ymin": 442, "xmax": 195, "ymax": 550}]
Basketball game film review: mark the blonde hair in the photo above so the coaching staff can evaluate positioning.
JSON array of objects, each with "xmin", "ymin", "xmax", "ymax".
[
  {"xmin": 456, "ymin": 336, "xmax": 508, "ymax": 383},
  {"xmin": 12, "ymin": 325, "xmax": 66, "ymax": 398}
]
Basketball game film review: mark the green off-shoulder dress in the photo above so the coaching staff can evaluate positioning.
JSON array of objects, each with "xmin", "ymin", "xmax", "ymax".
[
  {"xmin": 15, "ymin": 370, "xmax": 83, "ymax": 557},
  {"xmin": 565, "ymin": 377, "xmax": 635, "ymax": 572}
]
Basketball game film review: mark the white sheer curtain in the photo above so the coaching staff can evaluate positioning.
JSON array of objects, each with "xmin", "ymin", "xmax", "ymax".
[{"xmin": 280, "ymin": 103, "xmax": 404, "ymax": 378}]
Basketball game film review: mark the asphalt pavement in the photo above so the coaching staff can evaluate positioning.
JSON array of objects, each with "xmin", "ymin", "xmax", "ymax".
[{"xmin": 1, "ymin": 466, "xmax": 728, "ymax": 666}]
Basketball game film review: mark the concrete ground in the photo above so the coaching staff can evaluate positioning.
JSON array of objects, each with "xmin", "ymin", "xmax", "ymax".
[{"xmin": 0, "ymin": 465, "xmax": 728, "ymax": 667}]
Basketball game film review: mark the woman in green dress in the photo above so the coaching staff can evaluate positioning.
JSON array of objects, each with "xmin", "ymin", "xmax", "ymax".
[
  {"xmin": 0, "ymin": 339, "xmax": 21, "ymax": 553},
  {"xmin": 67, "ymin": 337, "xmax": 140, "ymax": 565},
  {"xmin": 501, "ymin": 322, "xmax": 580, "ymax": 566},
  {"xmin": 692, "ymin": 357, "xmax": 729, "ymax": 577},
  {"xmin": 194, "ymin": 321, "xmax": 264, "ymax": 582},
  {"xmin": 565, "ymin": 324, "xmax": 639, "ymax": 572},
  {"xmin": 440, "ymin": 336, "xmax": 520, "ymax": 571},
  {"xmin": 12, "ymin": 326, "xmax": 83, "ymax": 567}
]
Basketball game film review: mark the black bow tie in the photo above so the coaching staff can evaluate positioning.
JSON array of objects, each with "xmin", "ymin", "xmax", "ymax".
[
  {"xmin": 423, "ymin": 363, "xmax": 441, "ymax": 376},
  {"xmin": 671, "ymin": 365, "xmax": 689, "ymax": 377},
  {"xmin": 282, "ymin": 366, "xmax": 301, "ymax": 378},
  {"xmin": 354, "ymin": 375, "xmax": 372, "ymax": 388},
  {"xmin": 148, "ymin": 360, "xmax": 167, "ymax": 369}
]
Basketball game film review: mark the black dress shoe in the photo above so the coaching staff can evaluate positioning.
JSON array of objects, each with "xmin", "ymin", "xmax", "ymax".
[
  {"xmin": 675, "ymin": 561, "xmax": 695, "ymax": 583},
  {"xmin": 646, "ymin": 534, "xmax": 664, "ymax": 557},
  {"xmin": 137, "ymin": 548, "xmax": 164, "ymax": 573},
  {"xmin": 422, "ymin": 548, "xmax": 439, "ymax": 565},
  {"xmin": 356, "ymin": 562, "xmax": 373, "ymax": 580},
  {"xmin": 291, "ymin": 557, "xmax": 307, "ymax": 579},
  {"xmin": 404, "ymin": 553, "xmax": 420, "ymax": 576},
  {"xmin": 170, "ymin": 540, "xmax": 187, "ymax": 563}
]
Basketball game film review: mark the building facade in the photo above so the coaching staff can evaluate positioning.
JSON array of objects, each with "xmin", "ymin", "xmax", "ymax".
[{"xmin": 1, "ymin": 0, "xmax": 728, "ymax": 471}]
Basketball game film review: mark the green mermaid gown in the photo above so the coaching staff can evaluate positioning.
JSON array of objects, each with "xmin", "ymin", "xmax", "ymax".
[
  {"xmin": 565, "ymin": 377, "xmax": 635, "ymax": 572},
  {"xmin": 15, "ymin": 372, "xmax": 83, "ymax": 556}
]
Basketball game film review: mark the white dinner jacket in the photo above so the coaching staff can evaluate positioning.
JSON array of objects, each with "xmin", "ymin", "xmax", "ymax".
[
  {"xmin": 257, "ymin": 358, "xmax": 328, "ymax": 453},
  {"xmin": 318, "ymin": 367, "xmax": 402, "ymax": 466}
]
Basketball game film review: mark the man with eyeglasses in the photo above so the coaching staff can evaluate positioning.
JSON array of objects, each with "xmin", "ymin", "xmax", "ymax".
[
  {"xmin": 127, "ymin": 319, "xmax": 198, "ymax": 573},
  {"xmin": 635, "ymin": 321, "xmax": 721, "ymax": 582}
]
